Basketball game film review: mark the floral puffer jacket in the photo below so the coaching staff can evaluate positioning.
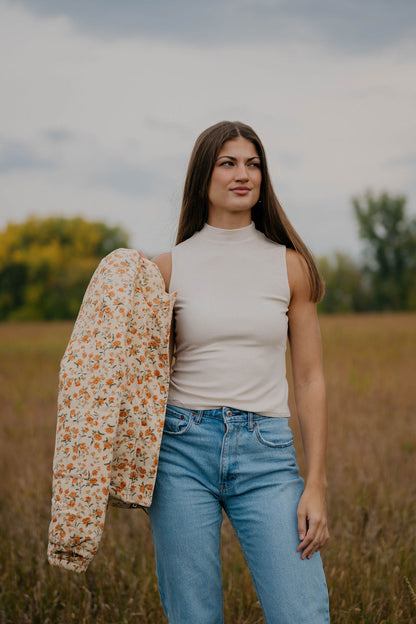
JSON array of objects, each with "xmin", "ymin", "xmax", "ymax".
[{"xmin": 47, "ymin": 248, "xmax": 176, "ymax": 573}]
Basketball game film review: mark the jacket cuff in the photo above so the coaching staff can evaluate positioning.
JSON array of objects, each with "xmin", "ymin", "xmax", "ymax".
[{"xmin": 47, "ymin": 539, "xmax": 97, "ymax": 573}]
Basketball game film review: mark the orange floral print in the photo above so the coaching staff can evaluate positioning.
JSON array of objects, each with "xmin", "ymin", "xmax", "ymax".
[{"xmin": 47, "ymin": 249, "xmax": 177, "ymax": 573}]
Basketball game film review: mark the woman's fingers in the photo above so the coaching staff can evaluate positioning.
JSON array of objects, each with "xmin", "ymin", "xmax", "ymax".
[
  {"xmin": 297, "ymin": 509, "xmax": 307, "ymax": 543},
  {"xmin": 297, "ymin": 517, "xmax": 329, "ymax": 559}
]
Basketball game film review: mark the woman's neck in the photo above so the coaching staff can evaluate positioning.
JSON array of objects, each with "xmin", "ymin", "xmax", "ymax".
[{"xmin": 206, "ymin": 210, "xmax": 252, "ymax": 230}]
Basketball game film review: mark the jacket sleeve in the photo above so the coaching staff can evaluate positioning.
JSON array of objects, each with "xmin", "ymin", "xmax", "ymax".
[{"xmin": 47, "ymin": 250, "xmax": 135, "ymax": 573}]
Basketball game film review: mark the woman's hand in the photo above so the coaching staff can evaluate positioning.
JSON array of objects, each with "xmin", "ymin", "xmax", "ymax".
[{"xmin": 297, "ymin": 483, "xmax": 330, "ymax": 560}]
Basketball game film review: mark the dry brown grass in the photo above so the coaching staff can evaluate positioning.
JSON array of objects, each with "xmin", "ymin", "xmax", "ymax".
[{"xmin": 0, "ymin": 315, "xmax": 415, "ymax": 623}]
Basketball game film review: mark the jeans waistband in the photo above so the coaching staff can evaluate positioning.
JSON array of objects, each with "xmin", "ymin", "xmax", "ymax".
[{"xmin": 166, "ymin": 404, "xmax": 289, "ymax": 429}]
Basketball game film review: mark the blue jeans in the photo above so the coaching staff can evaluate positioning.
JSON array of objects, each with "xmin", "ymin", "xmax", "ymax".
[{"xmin": 148, "ymin": 404, "xmax": 330, "ymax": 624}]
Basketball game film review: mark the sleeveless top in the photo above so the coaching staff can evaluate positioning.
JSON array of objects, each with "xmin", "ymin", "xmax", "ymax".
[{"xmin": 167, "ymin": 220, "xmax": 291, "ymax": 417}]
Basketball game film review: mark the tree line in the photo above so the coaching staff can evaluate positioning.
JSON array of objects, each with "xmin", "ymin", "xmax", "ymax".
[
  {"xmin": 0, "ymin": 191, "xmax": 415, "ymax": 320},
  {"xmin": 318, "ymin": 190, "xmax": 416, "ymax": 313}
]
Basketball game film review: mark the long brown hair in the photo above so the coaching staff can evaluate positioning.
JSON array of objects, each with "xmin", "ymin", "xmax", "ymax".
[{"xmin": 175, "ymin": 120, "xmax": 324, "ymax": 302}]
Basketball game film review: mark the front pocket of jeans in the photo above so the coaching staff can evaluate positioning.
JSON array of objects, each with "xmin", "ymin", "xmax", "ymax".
[
  {"xmin": 254, "ymin": 420, "xmax": 294, "ymax": 448},
  {"xmin": 163, "ymin": 408, "xmax": 194, "ymax": 436}
]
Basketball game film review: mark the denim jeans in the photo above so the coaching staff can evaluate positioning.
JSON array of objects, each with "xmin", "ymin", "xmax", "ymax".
[{"xmin": 148, "ymin": 404, "xmax": 330, "ymax": 624}]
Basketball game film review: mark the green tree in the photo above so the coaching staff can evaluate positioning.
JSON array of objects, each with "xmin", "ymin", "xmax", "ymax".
[
  {"xmin": 352, "ymin": 190, "xmax": 416, "ymax": 311},
  {"xmin": 0, "ymin": 216, "xmax": 129, "ymax": 320},
  {"xmin": 318, "ymin": 252, "xmax": 371, "ymax": 314}
]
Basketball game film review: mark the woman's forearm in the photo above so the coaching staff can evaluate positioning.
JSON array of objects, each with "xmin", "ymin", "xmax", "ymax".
[{"xmin": 293, "ymin": 375, "xmax": 328, "ymax": 488}]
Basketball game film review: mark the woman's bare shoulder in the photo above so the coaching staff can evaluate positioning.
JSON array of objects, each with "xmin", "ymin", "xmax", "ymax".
[{"xmin": 151, "ymin": 252, "xmax": 172, "ymax": 292}]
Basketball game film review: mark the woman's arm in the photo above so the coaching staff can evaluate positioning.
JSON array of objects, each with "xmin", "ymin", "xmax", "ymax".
[
  {"xmin": 286, "ymin": 249, "xmax": 330, "ymax": 560},
  {"xmin": 151, "ymin": 252, "xmax": 176, "ymax": 370}
]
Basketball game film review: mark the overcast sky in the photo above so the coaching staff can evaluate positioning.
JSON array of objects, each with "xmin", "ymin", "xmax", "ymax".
[{"xmin": 1, "ymin": 0, "xmax": 415, "ymax": 258}]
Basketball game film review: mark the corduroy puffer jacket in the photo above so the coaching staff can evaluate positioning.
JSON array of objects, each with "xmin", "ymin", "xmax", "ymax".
[{"xmin": 47, "ymin": 248, "xmax": 176, "ymax": 573}]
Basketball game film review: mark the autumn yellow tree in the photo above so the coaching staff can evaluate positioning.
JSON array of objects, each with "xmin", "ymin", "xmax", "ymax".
[{"xmin": 0, "ymin": 216, "xmax": 129, "ymax": 320}]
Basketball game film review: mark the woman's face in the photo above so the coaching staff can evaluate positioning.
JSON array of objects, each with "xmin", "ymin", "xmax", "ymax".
[{"xmin": 207, "ymin": 137, "xmax": 262, "ymax": 218}]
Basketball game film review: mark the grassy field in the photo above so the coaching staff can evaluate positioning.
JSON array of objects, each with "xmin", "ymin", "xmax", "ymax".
[{"xmin": 0, "ymin": 315, "xmax": 415, "ymax": 623}]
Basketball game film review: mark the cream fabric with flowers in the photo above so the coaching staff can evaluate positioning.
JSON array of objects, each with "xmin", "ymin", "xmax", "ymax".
[{"xmin": 47, "ymin": 249, "xmax": 176, "ymax": 573}]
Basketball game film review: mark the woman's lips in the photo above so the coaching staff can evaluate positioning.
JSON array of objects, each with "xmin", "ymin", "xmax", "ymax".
[{"xmin": 231, "ymin": 187, "xmax": 251, "ymax": 195}]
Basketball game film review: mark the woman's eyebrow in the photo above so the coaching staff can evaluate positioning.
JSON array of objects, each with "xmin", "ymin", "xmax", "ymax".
[{"xmin": 216, "ymin": 155, "xmax": 261, "ymax": 161}]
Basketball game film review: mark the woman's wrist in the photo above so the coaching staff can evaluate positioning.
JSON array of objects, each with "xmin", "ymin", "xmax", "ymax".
[{"xmin": 304, "ymin": 476, "xmax": 328, "ymax": 491}]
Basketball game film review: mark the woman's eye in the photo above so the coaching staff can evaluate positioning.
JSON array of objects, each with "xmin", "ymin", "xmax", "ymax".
[{"xmin": 218, "ymin": 160, "xmax": 260, "ymax": 168}]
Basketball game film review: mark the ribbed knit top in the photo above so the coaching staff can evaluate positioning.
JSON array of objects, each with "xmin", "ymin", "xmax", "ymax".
[{"xmin": 167, "ymin": 220, "xmax": 291, "ymax": 417}]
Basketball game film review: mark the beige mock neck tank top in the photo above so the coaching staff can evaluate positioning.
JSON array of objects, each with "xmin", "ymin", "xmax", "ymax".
[{"xmin": 167, "ymin": 220, "xmax": 291, "ymax": 417}]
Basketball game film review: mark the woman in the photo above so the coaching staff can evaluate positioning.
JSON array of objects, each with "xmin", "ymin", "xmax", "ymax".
[{"xmin": 147, "ymin": 121, "xmax": 330, "ymax": 624}]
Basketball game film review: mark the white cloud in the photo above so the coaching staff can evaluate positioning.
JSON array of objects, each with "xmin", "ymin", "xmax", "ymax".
[{"xmin": 0, "ymin": 0, "xmax": 415, "ymax": 258}]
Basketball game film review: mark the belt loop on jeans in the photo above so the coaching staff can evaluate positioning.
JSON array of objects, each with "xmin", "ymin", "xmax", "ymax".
[
  {"xmin": 248, "ymin": 412, "xmax": 254, "ymax": 431},
  {"xmin": 194, "ymin": 410, "xmax": 203, "ymax": 424}
]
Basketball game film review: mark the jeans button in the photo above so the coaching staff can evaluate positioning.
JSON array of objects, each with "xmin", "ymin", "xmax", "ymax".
[{"xmin": 226, "ymin": 410, "xmax": 232, "ymax": 417}]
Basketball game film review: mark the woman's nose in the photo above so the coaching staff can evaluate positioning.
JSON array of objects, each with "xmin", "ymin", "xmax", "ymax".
[{"xmin": 235, "ymin": 164, "xmax": 249, "ymax": 181}]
